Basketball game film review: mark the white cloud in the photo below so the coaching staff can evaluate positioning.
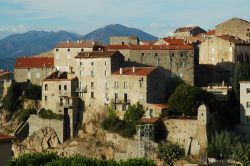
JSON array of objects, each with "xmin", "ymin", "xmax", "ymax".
[{"xmin": 0, "ymin": 25, "xmax": 28, "ymax": 33}]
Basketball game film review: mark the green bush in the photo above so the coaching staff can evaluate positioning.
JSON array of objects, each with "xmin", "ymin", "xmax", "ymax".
[
  {"xmin": 102, "ymin": 105, "xmax": 144, "ymax": 138},
  {"xmin": 24, "ymin": 82, "xmax": 42, "ymax": 100},
  {"xmin": 157, "ymin": 141, "xmax": 185, "ymax": 166},
  {"xmin": 9, "ymin": 152, "xmax": 156, "ymax": 166},
  {"xmin": 18, "ymin": 108, "xmax": 37, "ymax": 122},
  {"xmin": 233, "ymin": 142, "xmax": 250, "ymax": 166},
  {"xmin": 207, "ymin": 131, "xmax": 241, "ymax": 159},
  {"xmin": 38, "ymin": 108, "xmax": 64, "ymax": 120}
]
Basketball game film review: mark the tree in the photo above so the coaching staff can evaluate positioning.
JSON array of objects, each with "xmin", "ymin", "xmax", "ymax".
[
  {"xmin": 207, "ymin": 131, "xmax": 240, "ymax": 159},
  {"xmin": 2, "ymin": 83, "xmax": 19, "ymax": 112},
  {"xmin": 124, "ymin": 104, "xmax": 145, "ymax": 122},
  {"xmin": 167, "ymin": 83, "xmax": 205, "ymax": 115},
  {"xmin": 157, "ymin": 141, "xmax": 185, "ymax": 166},
  {"xmin": 24, "ymin": 82, "xmax": 42, "ymax": 100},
  {"xmin": 232, "ymin": 62, "xmax": 250, "ymax": 100},
  {"xmin": 233, "ymin": 142, "xmax": 250, "ymax": 166}
]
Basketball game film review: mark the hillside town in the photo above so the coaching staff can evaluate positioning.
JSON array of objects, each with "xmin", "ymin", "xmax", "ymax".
[{"xmin": 1, "ymin": 17, "xmax": 250, "ymax": 166}]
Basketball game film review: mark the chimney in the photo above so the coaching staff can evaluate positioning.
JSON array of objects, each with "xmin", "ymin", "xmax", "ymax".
[
  {"xmin": 119, "ymin": 68, "xmax": 123, "ymax": 74},
  {"xmin": 132, "ymin": 66, "xmax": 135, "ymax": 73}
]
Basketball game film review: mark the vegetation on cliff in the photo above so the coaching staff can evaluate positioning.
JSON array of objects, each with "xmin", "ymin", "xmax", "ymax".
[
  {"xmin": 38, "ymin": 108, "xmax": 64, "ymax": 120},
  {"xmin": 8, "ymin": 152, "xmax": 156, "ymax": 166},
  {"xmin": 156, "ymin": 141, "xmax": 185, "ymax": 166}
]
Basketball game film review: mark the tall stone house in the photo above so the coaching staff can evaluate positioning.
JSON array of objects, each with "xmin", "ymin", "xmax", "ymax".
[
  {"xmin": 54, "ymin": 40, "xmax": 103, "ymax": 72},
  {"xmin": 110, "ymin": 36, "xmax": 140, "ymax": 45},
  {"xmin": 106, "ymin": 44, "xmax": 194, "ymax": 85},
  {"xmin": 0, "ymin": 70, "xmax": 12, "ymax": 99},
  {"xmin": 215, "ymin": 17, "xmax": 250, "ymax": 41},
  {"xmin": 14, "ymin": 56, "xmax": 55, "ymax": 85},
  {"xmin": 173, "ymin": 26, "xmax": 207, "ymax": 39}
]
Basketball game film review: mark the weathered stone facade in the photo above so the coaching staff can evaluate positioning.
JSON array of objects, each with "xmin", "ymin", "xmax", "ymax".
[
  {"xmin": 54, "ymin": 40, "xmax": 103, "ymax": 72},
  {"xmin": 75, "ymin": 51, "xmax": 124, "ymax": 109},
  {"xmin": 173, "ymin": 26, "xmax": 206, "ymax": 39},
  {"xmin": 215, "ymin": 17, "xmax": 250, "ymax": 41},
  {"xmin": 0, "ymin": 70, "xmax": 12, "ymax": 98},
  {"xmin": 107, "ymin": 45, "xmax": 194, "ymax": 85},
  {"xmin": 110, "ymin": 36, "xmax": 139, "ymax": 45}
]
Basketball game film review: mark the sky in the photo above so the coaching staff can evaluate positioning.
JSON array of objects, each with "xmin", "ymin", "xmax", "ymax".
[{"xmin": 0, "ymin": 0, "xmax": 250, "ymax": 39}]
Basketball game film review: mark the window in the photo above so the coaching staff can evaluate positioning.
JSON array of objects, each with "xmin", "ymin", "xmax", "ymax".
[
  {"xmin": 91, "ymin": 92, "xmax": 94, "ymax": 98},
  {"xmin": 80, "ymin": 70, "xmax": 84, "ymax": 76},
  {"xmin": 91, "ymin": 62, "xmax": 94, "ymax": 66},
  {"xmin": 180, "ymin": 53, "xmax": 183, "ymax": 57},
  {"xmin": 81, "ymin": 48, "xmax": 84, "ymax": 52},
  {"xmin": 105, "ymin": 82, "xmax": 108, "ymax": 89},
  {"xmin": 155, "ymin": 53, "xmax": 158, "ymax": 57},
  {"xmin": 105, "ymin": 61, "xmax": 107, "ymax": 66},
  {"xmin": 36, "ymin": 73, "xmax": 40, "ymax": 78},
  {"xmin": 68, "ymin": 49, "xmax": 70, "ymax": 52},
  {"xmin": 139, "ymin": 81, "xmax": 142, "ymax": 88},
  {"xmin": 140, "ymin": 53, "xmax": 145, "ymax": 63},
  {"xmin": 27, "ymin": 72, "xmax": 31, "ymax": 79},
  {"xmin": 247, "ymin": 102, "xmax": 250, "ymax": 108},
  {"xmin": 91, "ymin": 82, "xmax": 94, "ymax": 89},
  {"xmin": 105, "ymin": 71, "xmax": 107, "ymax": 76},
  {"xmin": 91, "ymin": 70, "xmax": 94, "ymax": 77},
  {"xmin": 45, "ymin": 84, "xmax": 48, "ymax": 91},
  {"xmin": 114, "ymin": 81, "xmax": 118, "ymax": 88},
  {"xmin": 59, "ymin": 85, "xmax": 61, "ymax": 90},
  {"xmin": 171, "ymin": 53, "xmax": 174, "ymax": 57},
  {"xmin": 56, "ymin": 48, "xmax": 59, "ymax": 52},
  {"xmin": 124, "ymin": 81, "xmax": 128, "ymax": 89},
  {"xmin": 64, "ymin": 85, "xmax": 67, "ymax": 90},
  {"xmin": 248, "ymin": 28, "xmax": 250, "ymax": 31},
  {"xmin": 80, "ymin": 62, "xmax": 83, "ymax": 66},
  {"xmin": 157, "ymin": 58, "xmax": 160, "ymax": 67},
  {"xmin": 122, "ymin": 42, "xmax": 124, "ymax": 45},
  {"xmin": 247, "ymin": 88, "xmax": 250, "ymax": 94},
  {"xmin": 45, "ymin": 96, "xmax": 47, "ymax": 101}
]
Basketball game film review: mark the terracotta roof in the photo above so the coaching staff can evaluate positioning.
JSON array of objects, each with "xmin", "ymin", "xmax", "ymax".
[
  {"xmin": 162, "ymin": 37, "xmax": 185, "ymax": 45},
  {"xmin": 0, "ymin": 70, "xmax": 11, "ymax": 77},
  {"xmin": 15, "ymin": 57, "xmax": 54, "ymax": 69},
  {"xmin": 175, "ymin": 26, "xmax": 197, "ymax": 33},
  {"xmin": 55, "ymin": 40, "xmax": 101, "ymax": 48},
  {"xmin": 75, "ymin": 51, "xmax": 118, "ymax": 58},
  {"xmin": 148, "ymin": 103, "xmax": 169, "ymax": 109},
  {"xmin": 141, "ymin": 40, "xmax": 156, "ymax": 45},
  {"xmin": 45, "ymin": 71, "xmax": 74, "ymax": 81},
  {"xmin": 218, "ymin": 35, "xmax": 250, "ymax": 45},
  {"xmin": 0, "ymin": 133, "xmax": 15, "ymax": 141},
  {"xmin": 140, "ymin": 117, "xmax": 159, "ymax": 123},
  {"xmin": 112, "ymin": 67, "xmax": 156, "ymax": 76},
  {"xmin": 106, "ymin": 44, "xmax": 193, "ymax": 50},
  {"xmin": 206, "ymin": 29, "xmax": 215, "ymax": 35}
]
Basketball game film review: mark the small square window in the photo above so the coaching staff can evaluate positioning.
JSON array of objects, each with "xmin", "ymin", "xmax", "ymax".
[
  {"xmin": 91, "ymin": 62, "xmax": 94, "ymax": 66},
  {"xmin": 247, "ymin": 88, "xmax": 250, "ymax": 94},
  {"xmin": 91, "ymin": 92, "xmax": 94, "ymax": 98},
  {"xmin": 81, "ymin": 48, "xmax": 84, "ymax": 52},
  {"xmin": 155, "ymin": 53, "xmax": 158, "ymax": 57},
  {"xmin": 68, "ymin": 49, "xmax": 70, "ymax": 52},
  {"xmin": 64, "ymin": 85, "xmax": 67, "ymax": 90},
  {"xmin": 247, "ymin": 102, "xmax": 250, "ymax": 108},
  {"xmin": 56, "ymin": 48, "xmax": 59, "ymax": 52}
]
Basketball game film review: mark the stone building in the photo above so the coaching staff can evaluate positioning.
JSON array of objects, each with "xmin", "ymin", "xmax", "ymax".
[
  {"xmin": 110, "ymin": 36, "xmax": 139, "ymax": 45},
  {"xmin": 74, "ymin": 51, "xmax": 124, "ymax": 110},
  {"xmin": 41, "ymin": 71, "xmax": 80, "ymax": 139},
  {"xmin": 173, "ymin": 26, "xmax": 206, "ymax": 39},
  {"xmin": 215, "ymin": 17, "xmax": 250, "ymax": 41},
  {"xmin": 54, "ymin": 40, "xmax": 103, "ymax": 72},
  {"xmin": 0, "ymin": 70, "xmax": 12, "ymax": 98},
  {"xmin": 236, "ymin": 81, "xmax": 250, "ymax": 141},
  {"xmin": 14, "ymin": 57, "xmax": 55, "ymax": 85},
  {"xmin": 110, "ymin": 67, "xmax": 167, "ymax": 117},
  {"xmin": 0, "ymin": 133, "xmax": 15, "ymax": 166},
  {"xmin": 199, "ymin": 35, "xmax": 250, "ymax": 72},
  {"xmin": 107, "ymin": 44, "xmax": 194, "ymax": 85}
]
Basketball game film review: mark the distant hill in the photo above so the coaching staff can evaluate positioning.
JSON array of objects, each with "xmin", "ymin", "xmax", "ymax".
[
  {"xmin": 83, "ymin": 24, "xmax": 157, "ymax": 44},
  {"xmin": 0, "ymin": 24, "xmax": 157, "ymax": 70}
]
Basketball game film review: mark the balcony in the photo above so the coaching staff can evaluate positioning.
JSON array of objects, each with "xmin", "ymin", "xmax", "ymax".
[
  {"xmin": 111, "ymin": 99, "xmax": 131, "ymax": 104},
  {"xmin": 56, "ymin": 102, "xmax": 73, "ymax": 109},
  {"xmin": 75, "ymin": 87, "xmax": 87, "ymax": 93}
]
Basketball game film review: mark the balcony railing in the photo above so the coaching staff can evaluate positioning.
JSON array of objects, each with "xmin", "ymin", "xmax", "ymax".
[
  {"xmin": 75, "ymin": 87, "xmax": 87, "ymax": 93},
  {"xmin": 56, "ymin": 102, "xmax": 73, "ymax": 109},
  {"xmin": 111, "ymin": 99, "xmax": 131, "ymax": 104}
]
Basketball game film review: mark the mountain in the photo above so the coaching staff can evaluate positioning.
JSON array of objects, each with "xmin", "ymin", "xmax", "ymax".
[
  {"xmin": 0, "ymin": 30, "xmax": 81, "ymax": 59},
  {"xmin": 83, "ymin": 24, "xmax": 157, "ymax": 44}
]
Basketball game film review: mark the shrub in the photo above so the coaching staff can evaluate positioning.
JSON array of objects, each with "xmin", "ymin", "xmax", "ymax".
[
  {"xmin": 207, "ymin": 131, "xmax": 241, "ymax": 159},
  {"xmin": 233, "ymin": 142, "xmax": 250, "ymax": 166},
  {"xmin": 24, "ymin": 82, "xmax": 42, "ymax": 100},
  {"xmin": 2, "ymin": 82, "xmax": 21, "ymax": 112},
  {"xmin": 124, "ymin": 104, "xmax": 145, "ymax": 122},
  {"xmin": 38, "ymin": 108, "xmax": 64, "ymax": 120},
  {"xmin": 157, "ymin": 141, "xmax": 185, "ymax": 166},
  {"xmin": 18, "ymin": 108, "xmax": 37, "ymax": 122},
  {"xmin": 9, "ymin": 152, "xmax": 156, "ymax": 166}
]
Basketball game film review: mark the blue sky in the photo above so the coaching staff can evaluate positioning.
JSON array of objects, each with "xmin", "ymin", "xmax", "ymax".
[{"xmin": 0, "ymin": 0, "xmax": 250, "ymax": 38}]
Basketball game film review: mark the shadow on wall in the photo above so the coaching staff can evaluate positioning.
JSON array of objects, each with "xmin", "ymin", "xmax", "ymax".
[{"xmin": 195, "ymin": 62, "xmax": 233, "ymax": 87}]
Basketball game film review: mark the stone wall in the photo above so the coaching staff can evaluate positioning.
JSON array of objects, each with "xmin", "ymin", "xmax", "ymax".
[
  {"xmin": 14, "ymin": 67, "xmax": 55, "ymax": 86},
  {"xmin": 28, "ymin": 115, "xmax": 64, "ymax": 143},
  {"xmin": 110, "ymin": 36, "xmax": 139, "ymax": 45}
]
